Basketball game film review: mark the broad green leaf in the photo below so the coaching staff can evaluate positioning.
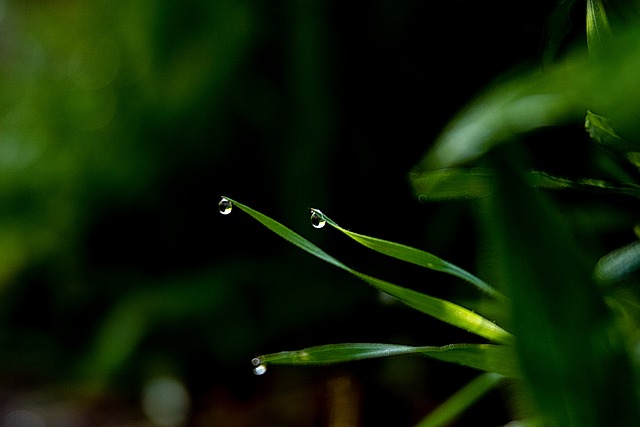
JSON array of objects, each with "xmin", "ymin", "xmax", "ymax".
[
  {"xmin": 316, "ymin": 209, "xmax": 506, "ymax": 300},
  {"xmin": 485, "ymin": 164, "xmax": 640, "ymax": 426},
  {"xmin": 223, "ymin": 197, "xmax": 513, "ymax": 345},
  {"xmin": 586, "ymin": 0, "xmax": 612, "ymax": 57},
  {"xmin": 416, "ymin": 372, "xmax": 505, "ymax": 427},
  {"xmin": 256, "ymin": 343, "xmax": 518, "ymax": 378}
]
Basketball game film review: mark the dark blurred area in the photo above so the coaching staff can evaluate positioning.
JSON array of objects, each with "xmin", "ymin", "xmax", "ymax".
[{"xmin": 0, "ymin": 1, "xmax": 558, "ymax": 425}]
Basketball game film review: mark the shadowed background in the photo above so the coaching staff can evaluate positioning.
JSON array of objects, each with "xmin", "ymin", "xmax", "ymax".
[{"xmin": 0, "ymin": 1, "xmax": 576, "ymax": 425}]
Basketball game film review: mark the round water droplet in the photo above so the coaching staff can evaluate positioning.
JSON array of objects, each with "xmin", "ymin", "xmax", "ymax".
[
  {"xmin": 253, "ymin": 364, "xmax": 267, "ymax": 375},
  {"xmin": 219, "ymin": 197, "xmax": 233, "ymax": 215},
  {"xmin": 251, "ymin": 357, "xmax": 262, "ymax": 366},
  {"xmin": 310, "ymin": 209, "xmax": 326, "ymax": 229}
]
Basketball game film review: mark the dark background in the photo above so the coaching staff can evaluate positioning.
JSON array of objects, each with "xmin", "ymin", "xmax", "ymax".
[{"xmin": 0, "ymin": 1, "xmax": 576, "ymax": 425}]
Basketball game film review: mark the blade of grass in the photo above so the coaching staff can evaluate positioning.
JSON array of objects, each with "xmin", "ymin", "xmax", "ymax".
[
  {"xmin": 415, "ymin": 372, "xmax": 505, "ymax": 427},
  {"xmin": 257, "ymin": 343, "xmax": 518, "ymax": 378},
  {"xmin": 316, "ymin": 209, "xmax": 506, "ymax": 301},
  {"xmin": 223, "ymin": 196, "xmax": 513, "ymax": 345},
  {"xmin": 410, "ymin": 167, "xmax": 640, "ymax": 200},
  {"xmin": 526, "ymin": 170, "xmax": 640, "ymax": 197}
]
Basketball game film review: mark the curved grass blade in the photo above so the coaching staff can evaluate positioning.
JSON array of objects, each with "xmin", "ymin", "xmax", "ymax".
[
  {"xmin": 256, "ymin": 343, "xmax": 518, "ymax": 378},
  {"xmin": 223, "ymin": 197, "xmax": 513, "ymax": 345},
  {"xmin": 415, "ymin": 372, "xmax": 505, "ymax": 427},
  {"xmin": 315, "ymin": 209, "xmax": 506, "ymax": 301}
]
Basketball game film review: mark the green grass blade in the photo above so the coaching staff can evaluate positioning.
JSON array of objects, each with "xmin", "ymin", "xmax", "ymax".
[
  {"xmin": 411, "ymin": 167, "xmax": 640, "ymax": 200},
  {"xmin": 223, "ymin": 197, "xmax": 513, "ymax": 345},
  {"xmin": 526, "ymin": 170, "xmax": 640, "ymax": 198},
  {"xmin": 349, "ymin": 270, "xmax": 512, "ymax": 344},
  {"xmin": 222, "ymin": 197, "xmax": 348, "ymax": 271},
  {"xmin": 317, "ymin": 210, "xmax": 506, "ymax": 300},
  {"xmin": 415, "ymin": 372, "xmax": 505, "ymax": 427},
  {"xmin": 257, "ymin": 343, "xmax": 518, "ymax": 377},
  {"xmin": 586, "ymin": 0, "xmax": 612, "ymax": 57}
]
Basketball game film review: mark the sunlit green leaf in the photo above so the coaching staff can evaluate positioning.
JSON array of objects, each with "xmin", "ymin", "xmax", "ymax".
[
  {"xmin": 257, "ymin": 343, "xmax": 518, "ymax": 377},
  {"xmin": 224, "ymin": 197, "xmax": 513, "ymax": 345},
  {"xmin": 416, "ymin": 372, "xmax": 505, "ymax": 427}
]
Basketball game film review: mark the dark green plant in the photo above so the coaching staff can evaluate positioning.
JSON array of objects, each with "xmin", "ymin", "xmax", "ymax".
[{"xmin": 224, "ymin": 1, "xmax": 640, "ymax": 425}]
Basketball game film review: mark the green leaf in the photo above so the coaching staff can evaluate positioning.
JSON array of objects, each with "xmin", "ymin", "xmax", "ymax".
[
  {"xmin": 256, "ymin": 343, "xmax": 518, "ymax": 378},
  {"xmin": 586, "ymin": 0, "xmax": 612, "ymax": 57},
  {"xmin": 223, "ymin": 197, "xmax": 513, "ymax": 345},
  {"xmin": 415, "ymin": 372, "xmax": 505, "ymax": 427},
  {"xmin": 585, "ymin": 110, "xmax": 624, "ymax": 150},
  {"xmin": 316, "ymin": 209, "xmax": 506, "ymax": 300}
]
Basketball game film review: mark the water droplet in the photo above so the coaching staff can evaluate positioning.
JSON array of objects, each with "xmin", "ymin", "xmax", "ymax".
[
  {"xmin": 253, "ymin": 364, "xmax": 267, "ymax": 375},
  {"xmin": 310, "ymin": 209, "xmax": 326, "ymax": 228},
  {"xmin": 251, "ymin": 357, "xmax": 262, "ymax": 366},
  {"xmin": 219, "ymin": 197, "xmax": 233, "ymax": 215}
]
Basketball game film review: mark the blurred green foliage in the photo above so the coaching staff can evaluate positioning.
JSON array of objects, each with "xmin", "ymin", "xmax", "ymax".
[{"xmin": 6, "ymin": 0, "xmax": 640, "ymax": 425}]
